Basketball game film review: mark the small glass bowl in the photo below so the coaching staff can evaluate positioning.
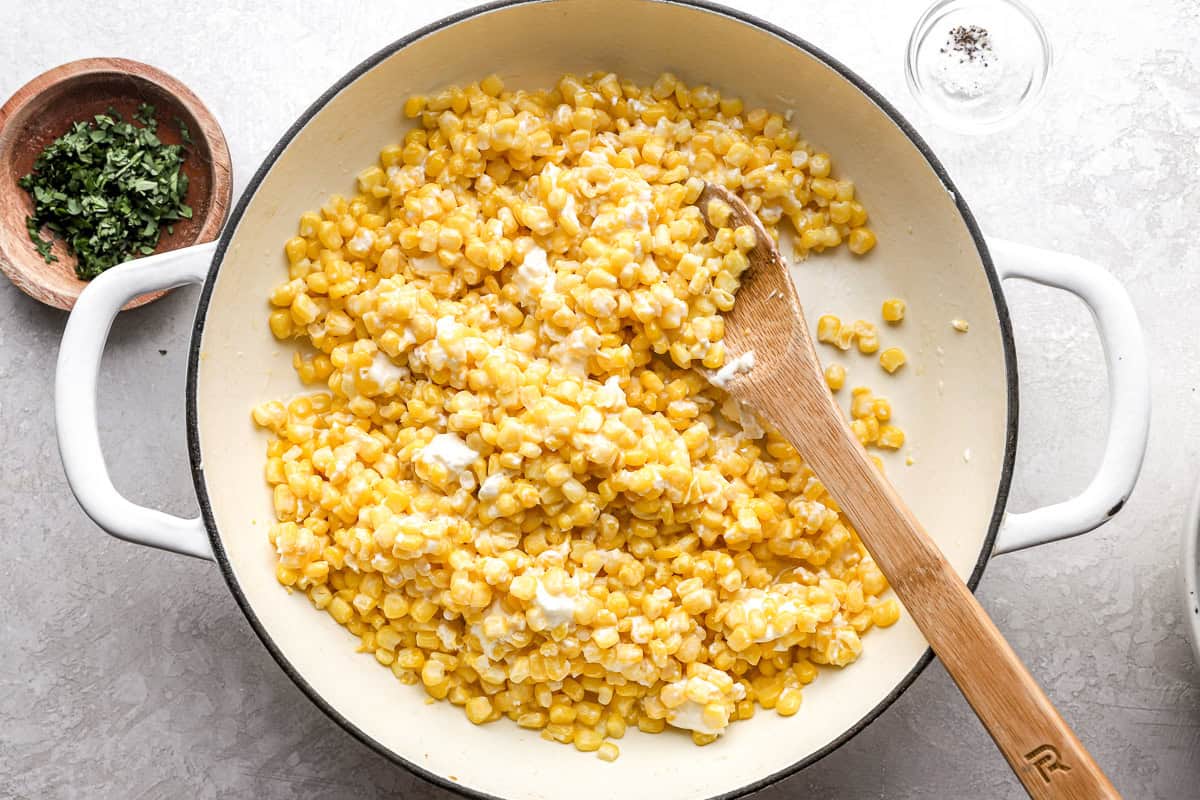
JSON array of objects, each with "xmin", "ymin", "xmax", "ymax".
[{"xmin": 905, "ymin": 0, "xmax": 1052, "ymax": 135}]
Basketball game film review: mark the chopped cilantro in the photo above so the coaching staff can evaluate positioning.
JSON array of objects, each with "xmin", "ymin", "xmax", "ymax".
[{"xmin": 18, "ymin": 104, "xmax": 192, "ymax": 280}]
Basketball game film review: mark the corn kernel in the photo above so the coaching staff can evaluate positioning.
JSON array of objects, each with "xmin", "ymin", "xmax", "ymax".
[
  {"xmin": 776, "ymin": 687, "xmax": 802, "ymax": 716},
  {"xmin": 574, "ymin": 727, "xmax": 603, "ymax": 752},
  {"xmin": 597, "ymin": 742, "xmax": 620, "ymax": 762},
  {"xmin": 881, "ymin": 298, "xmax": 906, "ymax": 323},
  {"xmin": 824, "ymin": 363, "xmax": 846, "ymax": 392},
  {"xmin": 879, "ymin": 347, "xmax": 907, "ymax": 374},
  {"xmin": 269, "ymin": 310, "xmax": 293, "ymax": 340},
  {"xmin": 873, "ymin": 598, "xmax": 901, "ymax": 628},
  {"xmin": 877, "ymin": 425, "xmax": 905, "ymax": 449},
  {"xmin": 465, "ymin": 696, "xmax": 493, "ymax": 724},
  {"xmin": 848, "ymin": 227, "xmax": 877, "ymax": 255},
  {"xmin": 816, "ymin": 315, "xmax": 841, "ymax": 344}
]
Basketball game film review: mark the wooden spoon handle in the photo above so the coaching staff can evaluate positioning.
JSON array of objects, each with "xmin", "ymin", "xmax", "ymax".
[{"xmin": 755, "ymin": 382, "xmax": 1119, "ymax": 799}]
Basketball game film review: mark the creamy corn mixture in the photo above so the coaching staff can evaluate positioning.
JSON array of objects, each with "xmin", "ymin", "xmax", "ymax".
[{"xmin": 252, "ymin": 72, "xmax": 900, "ymax": 760}]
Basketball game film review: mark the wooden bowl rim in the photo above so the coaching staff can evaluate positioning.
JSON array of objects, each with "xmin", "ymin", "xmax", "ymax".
[{"xmin": 0, "ymin": 57, "xmax": 232, "ymax": 311}]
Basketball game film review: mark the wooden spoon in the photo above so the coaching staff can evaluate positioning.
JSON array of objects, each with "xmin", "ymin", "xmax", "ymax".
[{"xmin": 699, "ymin": 184, "xmax": 1118, "ymax": 800}]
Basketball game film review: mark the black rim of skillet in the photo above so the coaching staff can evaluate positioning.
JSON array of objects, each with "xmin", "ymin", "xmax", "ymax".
[{"xmin": 185, "ymin": 1, "xmax": 1018, "ymax": 797}]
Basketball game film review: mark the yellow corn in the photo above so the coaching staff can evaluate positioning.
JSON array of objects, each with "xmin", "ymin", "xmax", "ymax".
[
  {"xmin": 879, "ymin": 347, "xmax": 907, "ymax": 374},
  {"xmin": 816, "ymin": 314, "xmax": 842, "ymax": 345},
  {"xmin": 877, "ymin": 425, "xmax": 905, "ymax": 449},
  {"xmin": 848, "ymin": 227, "xmax": 877, "ymax": 255},
  {"xmin": 465, "ymin": 696, "xmax": 493, "ymax": 724},
  {"xmin": 597, "ymin": 742, "xmax": 620, "ymax": 762},
  {"xmin": 881, "ymin": 298, "xmax": 906, "ymax": 323},
  {"xmin": 824, "ymin": 363, "xmax": 846, "ymax": 392},
  {"xmin": 873, "ymin": 598, "xmax": 901, "ymax": 628},
  {"xmin": 255, "ymin": 70, "xmax": 894, "ymax": 759},
  {"xmin": 776, "ymin": 687, "xmax": 803, "ymax": 717}
]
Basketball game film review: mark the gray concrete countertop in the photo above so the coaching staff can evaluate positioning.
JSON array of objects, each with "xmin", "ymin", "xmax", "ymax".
[{"xmin": 3, "ymin": 1, "xmax": 1197, "ymax": 797}]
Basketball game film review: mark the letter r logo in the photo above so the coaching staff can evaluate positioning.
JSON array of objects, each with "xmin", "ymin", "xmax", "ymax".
[{"xmin": 1025, "ymin": 744, "xmax": 1071, "ymax": 783}]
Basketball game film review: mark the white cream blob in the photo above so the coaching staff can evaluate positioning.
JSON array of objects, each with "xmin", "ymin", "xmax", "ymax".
[
  {"xmin": 667, "ymin": 699, "xmax": 725, "ymax": 736},
  {"xmin": 478, "ymin": 473, "xmax": 506, "ymax": 501},
  {"xmin": 737, "ymin": 590, "xmax": 801, "ymax": 644},
  {"xmin": 417, "ymin": 316, "xmax": 468, "ymax": 372},
  {"xmin": 347, "ymin": 229, "xmax": 374, "ymax": 254},
  {"xmin": 594, "ymin": 375, "xmax": 627, "ymax": 410},
  {"xmin": 711, "ymin": 350, "xmax": 756, "ymax": 388},
  {"xmin": 534, "ymin": 579, "xmax": 578, "ymax": 629},
  {"xmin": 363, "ymin": 351, "xmax": 407, "ymax": 389},
  {"xmin": 417, "ymin": 433, "xmax": 479, "ymax": 476},
  {"xmin": 512, "ymin": 246, "xmax": 555, "ymax": 308},
  {"xmin": 548, "ymin": 328, "xmax": 594, "ymax": 377},
  {"xmin": 471, "ymin": 599, "xmax": 527, "ymax": 662}
]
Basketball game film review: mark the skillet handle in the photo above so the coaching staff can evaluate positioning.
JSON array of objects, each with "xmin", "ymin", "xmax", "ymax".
[
  {"xmin": 987, "ymin": 237, "xmax": 1150, "ymax": 554},
  {"xmin": 55, "ymin": 243, "xmax": 216, "ymax": 560}
]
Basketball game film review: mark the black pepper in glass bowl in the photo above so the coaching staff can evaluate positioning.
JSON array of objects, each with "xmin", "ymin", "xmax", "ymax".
[{"xmin": 906, "ymin": 0, "xmax": 1052, "ymax": 134}]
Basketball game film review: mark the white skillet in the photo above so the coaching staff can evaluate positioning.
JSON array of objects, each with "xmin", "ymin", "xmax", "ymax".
[{"xmin": 54, "ymin": 2, "xmax": 1150, "ymax": 799}]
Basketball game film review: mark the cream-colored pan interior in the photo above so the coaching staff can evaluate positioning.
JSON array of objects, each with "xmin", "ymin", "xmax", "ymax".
[{"xmin": 192, "ymin": 1, "xmax": 1012, "ymax": 798}]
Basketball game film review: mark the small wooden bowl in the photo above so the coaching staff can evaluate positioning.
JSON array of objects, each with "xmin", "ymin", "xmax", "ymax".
[{"xmin": 0, "ymin": 58, "xmax": 232, "ymax": 310}]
